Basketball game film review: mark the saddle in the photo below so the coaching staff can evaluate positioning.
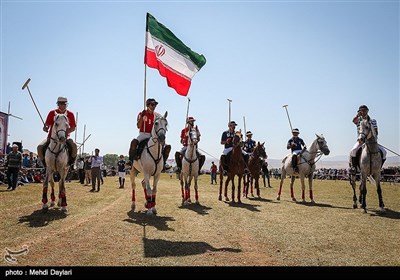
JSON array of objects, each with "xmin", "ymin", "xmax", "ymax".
[{"xmin": 355, "ymin": 145, "xmax": 383, "ymax": 169}]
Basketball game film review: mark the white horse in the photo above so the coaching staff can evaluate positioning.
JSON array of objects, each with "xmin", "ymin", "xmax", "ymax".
[
  {"xmin": 350, "ymin": 118, "xmax": 385, "ymax": 213},
  {"xmin": 42, "ymin": 113, "xmax": 70, "ymax": 213},
  {"xmin": 180, "ymin": 126, "xmax": 200, "ymax": 205},
  {"xmin": 277, "ymin": 134, "xmax": 330, "ymax": 203},
  {"xmin": 130, "ymin": 112, "xmax": 168, "ymax": 215}
]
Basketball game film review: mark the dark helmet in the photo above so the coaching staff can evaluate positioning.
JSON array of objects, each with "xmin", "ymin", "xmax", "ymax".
[
  {"xmin": 358, "ymin": 105, "xmax": 369, "ymax": 111},
  {"xmin": 146, "ymin": 98, "xmax": 159, "ymax": 106}
]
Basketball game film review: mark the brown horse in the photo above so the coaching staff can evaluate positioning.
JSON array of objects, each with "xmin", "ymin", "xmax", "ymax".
[
  {"xmin": 218, "ymin": 131, "xmax": 245, "ymax": 203},
  {"xmin": 243, "ymin": 142, "xmax": 267, "ymax": 198}
]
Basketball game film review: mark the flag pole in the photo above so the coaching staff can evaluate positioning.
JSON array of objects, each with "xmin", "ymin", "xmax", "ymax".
[
  {"xmin": 243, "ymin": 116, "xmax": 246, "ymax": 135},
  {"xmin": 185, "ymin": 97, "xmax": 191, "ymax": 128},
  {"xmin": 143, "ymin": 13, "xmax": 149, "ymax": 132}
]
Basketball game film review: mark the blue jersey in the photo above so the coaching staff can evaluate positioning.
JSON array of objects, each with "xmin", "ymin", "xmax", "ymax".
[
  {"xmin": 243, "ymin": 139, "xmax": 256, "ymax": 153},
  {"xmin": 221, "ymin": 130, "xmax": 235, "ymax": 148},
  {"xmin": 287, "ymin": 137, "xmax": 305, "ymax": 152},
  {"xmin": 117, "ymin": 159, "xmax": 126, "ymax": 172}
]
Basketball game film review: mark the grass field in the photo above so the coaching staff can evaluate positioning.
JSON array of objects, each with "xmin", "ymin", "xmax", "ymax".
[{"xmin": 1, "ymin": 174, "xmax": 399, "ymax": 267}]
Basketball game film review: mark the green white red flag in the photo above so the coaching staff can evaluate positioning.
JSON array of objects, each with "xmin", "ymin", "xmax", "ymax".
[{"xmin": 144, "ymin": 13, "xmax": 206, "ymax": 96}]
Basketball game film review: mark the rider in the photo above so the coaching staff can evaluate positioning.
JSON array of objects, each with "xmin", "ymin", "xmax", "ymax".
[
  {"xmin": 243, "ymin": 131, "xmax": 256, "ymax": 165},
  {"xmin": 287, "ymin": 128, "xmax": 306, "ymax": 173},
  {"xmin": 37, "ymin": 96, "xmax": 77, "ymax": 167},
  {"xmin": 128, "ymin": 98, "xmax": 171, "ymax": 170},
  {"xmin": 349, "ymin": 105, "xmax": 386, "ymax": 173},
  {"xmin": 220, "ymin": 120, "xmax": 238, "ymax": 171},
  {"xmin": 175, "ymin": 116, "xmax": 205, "ymax": 175}
]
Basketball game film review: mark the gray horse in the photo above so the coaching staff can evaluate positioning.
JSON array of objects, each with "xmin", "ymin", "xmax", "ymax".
[
  {"xmin": 277, "ymin": 134, "xmax": 330, "ymax": 203},
  {"xmin": 350, "ymin": 118, "xmax": 385, "ymax": 213}
]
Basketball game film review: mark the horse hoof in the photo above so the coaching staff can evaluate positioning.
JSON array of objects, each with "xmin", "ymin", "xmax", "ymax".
[
  {"xmin": 184, "ymin": 201, "xmax": 189, "ymax": 206},
  {"xmin": 276, "ymin": 196, "xmax": 280, "ymax": 201},
  {"xmin": 50, "ymin": 201, "xmax": 55, "ymax": 207},
  {"xmin": 302, "ymin": 199, "xmax": 306, "ymax": 203},
  {"xmin": 57, "ymin": 201, "xmax": 61, "ymax": 207},
  {"xmin": 224, "ymin": 197, "xmax": 229, "ymax": 202},
  {"xmin": 379, "ymin": 207, "xmax": 386, "ymax": 214},
  {"xmin": 310, "ymin": 200, "xmax": 315, "ymax": 204},
  {"xmin": 195, "ymin": 201, "xmax": 200, "ymax": 205},
  {"xmin": 292, "ymin": 198, "xmax": 297, "ymax": 202},
  {"xmin": 187, "ymin": 198, "xmax": 192, "ymax": 203},
  {"xmin": 146, "ymin": 209, "xmax": 153, "ymax": 215},
  {"xmin": 61, "ymin": 207, "xmax": 68, "ymax": 213},
  {"xmin": 152, "ymin": 207, "xmax": 157, "ymax": 215},
  {"xmin": 42, "ymin": 204, "xmax": 49, "ymax": 213},
  {"xmin": 362, "ymin": 208, "xmax": 367, "ymax": 214},
  {"xmin": 131, "ymin": 203, "xmax": 136, "ymax": 211},
  {"xmin": 218, "ymin": 196, "xmax": 222, "ymax": 201},
  {"xmin": 353, "ymin": 204, "xmax": 357, "ymax": 209}
]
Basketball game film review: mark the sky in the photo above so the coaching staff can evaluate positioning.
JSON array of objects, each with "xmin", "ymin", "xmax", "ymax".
[{"xmin": 1, "ymin": 0, "xmax": 399, "ymax": 165}]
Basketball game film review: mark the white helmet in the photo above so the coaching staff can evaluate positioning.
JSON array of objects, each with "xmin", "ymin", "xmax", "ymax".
[{"xmin": 57, "ymin": 96, "xmax": 68, "ymax": 104}]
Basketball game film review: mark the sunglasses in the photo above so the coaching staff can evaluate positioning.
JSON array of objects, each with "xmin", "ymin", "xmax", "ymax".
[{"xmin": 149, "ymin": 103, "xmax": 157, "ymax": 106}]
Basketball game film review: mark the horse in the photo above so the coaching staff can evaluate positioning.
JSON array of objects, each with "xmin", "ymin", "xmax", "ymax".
[
  {"xmin": 243, "ymin": 142, "xmax": 267, "ymax": 198},
  {"xmin": 350, "ymin": 118, "xmax": 385, "ymax": 213},
  {"xmin": 218, "ymin": 131, "xmax": 245, "ymax": 203},
  {"xmin": 130, "ymin": 112, "xmax": 168, "ymax": 215},
  {"xmin": 277, "ymin": 134, "xmax": 330, "ymax": 203},
  {"xmin": 42, "ymin": 112, "xmax": 70, "ymax": 213},
  {"xmin": 180, "ymin": 126, "xmax": 200, "ymax": 205}
]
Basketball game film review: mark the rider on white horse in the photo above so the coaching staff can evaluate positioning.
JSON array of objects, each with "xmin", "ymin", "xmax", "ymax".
[
  {"xmin": 129, "ymin": 98, "xmax": 171, "ymax": 169},
  {"xmin": 37, "ymin": 96, "xmax": 77, "ymax": 167},
  {"xmin": 175, "ymin": 116, "xmax": 205, "ymax": 175},
  {"xmin": 349, "ymin": 105, "xmax": 386, "ymax": 173},
  {"xmin": 287, "ymin": 128, "xmax": 306, "ymax": 173}
]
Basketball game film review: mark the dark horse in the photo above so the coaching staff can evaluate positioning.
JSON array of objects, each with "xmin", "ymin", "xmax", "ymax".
[
  {"xmin": 350, "ymin": 118, "xmax": 385, "ymax": 213},
  {"xmin": 243, "ymin": 142, "xmax": 267, "ymax": 198},
  {"xmin": 218, "ymin": 131, "xmax": 245, "ymax": 203}
]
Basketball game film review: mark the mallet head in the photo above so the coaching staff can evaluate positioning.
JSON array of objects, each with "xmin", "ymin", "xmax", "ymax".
[{"xmin": 22, "ymin": 78, "xmax": 31, "ymax": 90}]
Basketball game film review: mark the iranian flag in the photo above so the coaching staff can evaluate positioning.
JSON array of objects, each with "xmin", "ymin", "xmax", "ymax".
[{"xmin": 144, "ymin": 13, "xmax": 206, "ymax": 96}]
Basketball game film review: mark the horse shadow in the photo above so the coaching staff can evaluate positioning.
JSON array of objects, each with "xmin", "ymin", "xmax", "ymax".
[
  {"xmin": 143, "ymin": 237, "xmax": 241, "ymax": 258},
  {"xmin": 18, "ymin": 209, "xmax": 68, "ymax": 227},
  {"xmin": 247, "ymin": 196, "xmax": 278, "ymax": 203},
  {"xmin": 368, "ymin": 208, "xmax": 400, "ymax": 220},
  {"xmin": 124, "ymin": 210, "xmax": 175, "ymax": 231},
  {"xmin": 224, "ymin": 201, "xmax": 261, "ymax": 212},
  {"xmin": 178, "ymin": 203, "xmax": 212, "ymax": 215},
  {"xmin": 293, "ymin": 201, "xmax": 354, "ymax": 210}
]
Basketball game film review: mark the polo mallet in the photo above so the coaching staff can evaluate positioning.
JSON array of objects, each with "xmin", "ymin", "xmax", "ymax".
[
  {"xmin": 22, "ymin": 78, "xmax": 45, "ymax": 126},
  {"xmin": 282, "ymin": 104, "xmax": 293, "ymax": 133},
  {"xmin": 227, "ymin": 99, "xmax": 232, "ymax": 123},
  {"xmin": 185, "ymin": 97, "xmax": 191, "ymax": 128}
]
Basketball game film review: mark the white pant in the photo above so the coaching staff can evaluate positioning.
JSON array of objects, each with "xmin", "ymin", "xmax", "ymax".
[
  {"xmin": 350, "ymin": 141, "xmax": 387, "ymax": 159},
  {"xmin": 222, "ymin": 147, "xmax": 233, "ymax": 155},
  {"xmin": 137, "ymin": 132, "xmax": 151, "ymax": 142}
]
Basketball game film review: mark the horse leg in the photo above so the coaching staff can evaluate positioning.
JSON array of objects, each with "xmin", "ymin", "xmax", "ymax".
[
  {"xmin": 180, "ymin": 174, "xmax": 185, "ymax": 205},
  {"xmin": 219, "ymin": 167, "xmax": 223, "ymax": 201},
  {"xmin": 360, "ymin": 177, "xmax": 367, "ymax": 213},
  {"xmin": 187, "ymin": 175, "xmax": 192, "ymax": 203},
  {"xmin": 130, "ymin": 168, "xmax": 137, "ymax": 211},
  {"xmin": 184, "ymin": 176, "xmax": 190, "ymax": 205},
  {"xmin": 277, "ymin": 168, "xmax": 286, "ymax": 200},
  {"xmin": 300, "ymin": 176, "xmax": 306, "ymax": 203},
  {"xmin": 59, "ymin": 176, "xmax": 67, "ymax": 212},
  {"xmin": 237, "ymin": 175, "xmax": 242, "ymax": 204},
  {"xmin": 308, "ymin": 175, "xmax": 315, "ymax": 203},
  {"xmin": 349, "ymin": 174, "xmax": 358, "ymax": 208},
  {"xmin": 194, "ymin": 176, "xmax": 199, "ymax": 204},
  {"xmin": 231, "ymin": 176, "xmax": 236, "ymax": 203},
  {"xmin": 150, "ymin": 174, "xmax": 160, "ymax": 215},
  {"xmin": 376, "ymin": 177, "xmax": 386, "ymax": 213},
  {"xmin": 42, "ymin": 174, "xmax": 50, "ymax": 213},
  {"xmin": 243, "ymin": 175, "xmax": 247, "ymax": 198},
  {"xmin": 50, "ymin": 179, "xmax": 56, "ymax": 207},
  {"xmin": 290, "ymin": 176, "xmax": 297, "ymax": 202},
  {"xmin": 255, "ymin": 177, "xmax": 260, "ymax": 198},
  {"xmin": 250, "ymin": 177, "xmax": 254, "ymax": 197},
  {"xmin": 224, "ymin": 177, "xmax": 230, "ymax": 201}
]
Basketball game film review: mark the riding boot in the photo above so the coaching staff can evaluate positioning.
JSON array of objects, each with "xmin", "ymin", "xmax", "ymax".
[
  {"xmin": 129, "ymin": 139, "xmax": 139, "ymax": 163},
  {"xmin": 198, "ymin": 154, "xmax": 206, "ymax": 175},
  {"xmin": 292, "ymin": 154, "xmax": 298, "ymax": 172},
  {"xmin": 162, "ymin": 144, "xmax": 171, "ymax": 171},
  {"xmin": 119, "ymin": 177, "xmax": 122, "ymax": 188},
  {"xmin": 220, "ymin": 154, "xmax": 227, "ymax": 175},
  {"xmin": 350, "ymin": 156, "xmax": 358, "ymax": 174},
  {"xmin": 66, "ymin": 139, "xmax": 77, "ymax": 166},
  {"xmin": 37, "ymin": 139, "xmax": 49, "ymax": 168},
  {"xmin": 175, "ymin": 151, "xmax": 182, "ymax": 174}
]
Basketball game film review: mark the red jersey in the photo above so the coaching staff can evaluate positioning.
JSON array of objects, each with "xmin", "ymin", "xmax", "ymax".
[
  {"xmin": 138, "ymin": 110, "xmax": 157, "ymax": 133},
  {"xmin": 45, "ymin": 109, "xmax": 76, "ymax": 139},
  {"xmin": 180, "ymin": 127, "xmax": 190, "ymax": 146}
]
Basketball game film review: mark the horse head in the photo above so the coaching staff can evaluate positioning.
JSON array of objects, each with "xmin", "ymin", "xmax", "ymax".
[
  {"xmin": 52, "ymin": 113, "xmax": 69, "ymax": 143},
  {"xmin": 233, "ymin": 130, "xmax": 243, "ymax": 147},
  {"xmin": 315, "ymin": 134, "xmax": 330, "ymax": 155},
  {"xmin": 152, "ymin": 111, "xmax": 168, "ymax": 144},
  {"xmin": 188, "ymin": 126, "xmax": 199, "ymax": 145},
  {"xmin": 254, "ymin": 142, "xmax": 267, "ymax": 159},
  {"xmin": 358, "ymin": 118, "xmax": 376, "ymax": 143}
]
